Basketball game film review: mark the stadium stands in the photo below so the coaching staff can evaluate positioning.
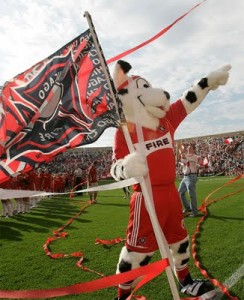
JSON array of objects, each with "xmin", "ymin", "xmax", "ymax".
[{"xmin": 39, "ymin": 131, "xmax": 243, "ymax": 182}]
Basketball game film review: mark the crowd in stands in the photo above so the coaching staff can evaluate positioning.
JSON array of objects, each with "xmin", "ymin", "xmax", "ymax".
[
  {"xmin": 42, "ymin": 148, "xmax": 113, "ymax": 183},
  {"xmin": 175, "ymin": 133, "xmax": 243, "ymax": 177},
  {"xmin": 40, "ymin": 133, "xmax": 242, "ymax": 181},
  {"xmin": 1, "ymin": 133, "xmax": 243, "ymax": 218}
]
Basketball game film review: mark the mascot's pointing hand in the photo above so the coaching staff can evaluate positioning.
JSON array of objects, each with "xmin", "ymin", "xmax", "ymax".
[
  {"xmin": 182, "ymin": 64, "xmax": 231, "ymax": 114},
  {"xmin": 206, "ymin": 64, "xmax": 231, "ymax": 90}
]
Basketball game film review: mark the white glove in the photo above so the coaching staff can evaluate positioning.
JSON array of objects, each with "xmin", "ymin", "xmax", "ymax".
[
  {"xmin": 110, "ymin": 152, "xmax": 148, "ymax": 181},
  {"xmin": 206, "ymin": 64, "xmax": 231, "ymax": 90},
  {"xmin": 122, "ymin": 152, "xmax": 148, "ymax": 178}
]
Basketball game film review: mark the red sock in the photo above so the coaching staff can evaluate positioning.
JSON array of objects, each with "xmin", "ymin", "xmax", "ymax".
[
  {"xmin": 176, "ymin": 266, "xmax": 191, "ymax": 283},
  {"xmin": 118, "ymin": 287, "xmax": 131, "ymax": 298}
]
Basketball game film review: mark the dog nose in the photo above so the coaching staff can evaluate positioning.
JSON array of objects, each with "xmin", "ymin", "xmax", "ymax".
[{"xmin": 164, "ymin": 91, "xmax": 170, "ymax": 100}]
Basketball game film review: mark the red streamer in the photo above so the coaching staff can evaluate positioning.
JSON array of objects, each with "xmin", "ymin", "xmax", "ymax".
[
  {"xmin": 95, "ymin": 237, "xmax": 125, "ymax": 245},
  {"xmin": 69, "ymin": 180, "xmax": 87, "ymax": 199},
  {"xmin": 106, "ymin": 1, "xmax": 206, "ymax": 64},
  {"xmin": 0, "ymin": 259, "xmax": 169, "ymax": 299},
  {"xmin": 191, "ymin": 175, "xmax": 243, "ymax": 300},
  {"xmin": 43, "ymin": 202, "xmax": 90, "ymax": 260}
]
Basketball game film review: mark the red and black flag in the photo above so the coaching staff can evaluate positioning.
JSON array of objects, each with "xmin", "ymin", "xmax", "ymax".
[{"xmin": 0, "ymin": 29, "xmax": 120, "ymax": 183}]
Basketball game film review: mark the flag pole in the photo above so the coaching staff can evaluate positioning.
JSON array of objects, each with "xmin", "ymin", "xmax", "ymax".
[
  {"xmin": 84, "ymin": 11, "xmax": 180, "ymax": 300},
  {"xmin": 83, "ymin": 11, "xmax": 120, "ymax": 119}
]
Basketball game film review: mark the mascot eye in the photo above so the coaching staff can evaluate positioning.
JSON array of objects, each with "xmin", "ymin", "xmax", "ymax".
[{"xmin": 135, "ymin": 78, "xmax": 151, "ymax": 89}]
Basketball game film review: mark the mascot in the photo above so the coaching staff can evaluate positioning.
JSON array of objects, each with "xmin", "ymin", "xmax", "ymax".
[{"xmin": 110, "ymin": 60, "xmax": 231, "ymax": 300}]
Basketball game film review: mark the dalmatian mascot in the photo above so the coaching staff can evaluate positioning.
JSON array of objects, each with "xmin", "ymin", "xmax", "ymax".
[{"xmin": 110, "ymin": 60, "xmax": 231, "ymax": 300}]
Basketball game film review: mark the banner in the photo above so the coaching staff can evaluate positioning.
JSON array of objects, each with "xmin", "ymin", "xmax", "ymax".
[
  {"xmin": 0, "ymin": 29, "xmax": 120, "ymax": 183},
  {"xmin": 224, "ymin": 137, "xmax": 233, "ymax": 144}
]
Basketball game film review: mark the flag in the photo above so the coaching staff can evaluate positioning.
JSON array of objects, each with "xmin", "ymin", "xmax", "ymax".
[
  {"xmin": 0, "ymin": 29, "xmax": 120, "ymax": 183},
  {"xmin": 202, "ymin": 157, "xmax": 209, "ymax": 166},
  {"xmin": 224, "ymin": 137, "xmax": 233, "ymax": 144}
]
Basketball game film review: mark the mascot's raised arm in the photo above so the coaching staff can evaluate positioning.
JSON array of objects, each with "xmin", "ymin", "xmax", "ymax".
[{"xmin": 110, "ymin": 60, "xmax": 231, "ymax": 300}]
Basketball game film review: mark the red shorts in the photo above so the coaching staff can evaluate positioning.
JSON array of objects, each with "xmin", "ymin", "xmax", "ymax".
[{"xmin": 125, "ymin": 184, "xmax": 187, "ymax": 253}]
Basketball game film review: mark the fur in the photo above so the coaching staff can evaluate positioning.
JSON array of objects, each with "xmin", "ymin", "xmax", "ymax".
[
  {"xmin": 169, "ymin": 236, "xmax": 190, "ymax": 270},
  {"xmin": 116, "ymin": 246, "xmax": 154, "ymax": 290}
]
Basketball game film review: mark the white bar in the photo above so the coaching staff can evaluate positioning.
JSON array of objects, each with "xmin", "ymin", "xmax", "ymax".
[{"xmin": 0, "ymin": 177, "xmax": 141, "ymax": 199}]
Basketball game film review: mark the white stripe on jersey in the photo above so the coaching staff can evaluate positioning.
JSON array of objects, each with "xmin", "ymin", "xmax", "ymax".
[{"xmin": 130, "ymin": 192, "xmax": 142, "ymax": 246}]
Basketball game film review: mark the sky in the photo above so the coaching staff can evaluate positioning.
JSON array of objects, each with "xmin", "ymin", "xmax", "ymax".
[{"xmin": 0, "ymin": 0, "xmax": 243, "ymax": 147}]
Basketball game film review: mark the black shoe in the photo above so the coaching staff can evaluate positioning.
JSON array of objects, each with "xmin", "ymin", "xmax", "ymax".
[
  {"xmin": 179, "ymin": 278, "xmax": 216, "ymax": 298},
  {"xmin": 183, "ymin": 209, "xmax": 192, "ymax": 217},
  {"xmin": 189, "ymin": 212, "xmax": 204, "ymax": 217}
]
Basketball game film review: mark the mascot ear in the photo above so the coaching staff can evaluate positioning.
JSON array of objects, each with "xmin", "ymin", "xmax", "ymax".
[
  {"xmin": 113, "ymin": 60, "xmax": 132, "ymax": 89},
  {"xmin": 117, "ymin": 60, "xmax": 132, "ymax": 73}
]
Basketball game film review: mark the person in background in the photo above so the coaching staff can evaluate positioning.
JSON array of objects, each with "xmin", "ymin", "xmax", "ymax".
[
  {"xmin": 1, "ymin": 199, "xmax": 14, "ymax": 218},
  {"xmin": 74, "ymin": 166, "xmax": 84, "ymax": 195},
  {"xmin": 87, "ymin": 161, "xmax": 98, "ymax": 204},
  {"xmin": 122, "ymin": 186, "xmax": 131, "ymax": 199},
  {"xmin": 42, "ymin": 169, "xmax": 51, "ymax": 192},
  {"xmin": 0, "ymin": 180, "xmax": 15, "ymax": 217},
  {"xmin": 178, "ymin": 143, "xmax": 200, "ymax": 217}
]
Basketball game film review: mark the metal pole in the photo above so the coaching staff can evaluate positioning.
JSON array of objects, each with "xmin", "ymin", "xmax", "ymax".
[{"xmin": 83, "ymin": 11, "xmax": 120, "ymax": 118}]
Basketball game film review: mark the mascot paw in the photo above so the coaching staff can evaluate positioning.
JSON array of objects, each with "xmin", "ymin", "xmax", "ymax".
[
  {"xmin": 207, "ymin": 64, "xmax": 231, "ymax": 90},
  {"xmin": 122, "ymin": 152, "xmax": 148, "ymax": 178}
]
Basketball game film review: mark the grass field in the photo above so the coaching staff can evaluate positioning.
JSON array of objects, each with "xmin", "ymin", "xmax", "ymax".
[{"xmin": 0, "ymin": 176, "xmax": 243, "ymax": 300}]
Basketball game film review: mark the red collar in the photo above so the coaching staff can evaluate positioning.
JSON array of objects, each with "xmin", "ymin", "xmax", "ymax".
[{"xmin": 117, "ymin": 76, "xmax": 140, "ymax": 91}]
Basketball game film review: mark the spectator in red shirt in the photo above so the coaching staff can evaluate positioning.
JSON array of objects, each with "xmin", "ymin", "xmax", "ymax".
[{"xmin": 87, "ymin": 161, "xmax": 98, "ymax": 204}]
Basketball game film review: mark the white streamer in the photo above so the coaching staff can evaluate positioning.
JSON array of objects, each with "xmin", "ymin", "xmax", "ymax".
[{"xmin": 0, "ymin": 177, "xmax": 142, "ymax": 199}]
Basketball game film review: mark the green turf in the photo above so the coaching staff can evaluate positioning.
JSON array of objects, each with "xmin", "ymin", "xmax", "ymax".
[{"xmin": 0, "ymin": 176, "xmax": 243, "ymax": 300}]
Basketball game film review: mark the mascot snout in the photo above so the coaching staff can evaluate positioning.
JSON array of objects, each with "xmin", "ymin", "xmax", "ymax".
[{"xmin": 137, "ymin": 87, "xmax": 170, "ymax": 107}]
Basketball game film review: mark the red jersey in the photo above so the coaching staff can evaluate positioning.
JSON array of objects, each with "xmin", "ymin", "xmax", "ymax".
[
  {"xmin": 114, "ymin": 100, "xmax": 187, "ymax": 187},
  {"xmin": 88, "ymin": 165, "xmax": 97, "ymax": 183},
  {"xmin": 113, "ymin": 100, "xmax": 188, "ymax": 251}
]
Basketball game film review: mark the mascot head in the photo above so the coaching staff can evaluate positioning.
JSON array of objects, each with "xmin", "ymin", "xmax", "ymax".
[{"xmin": 113, "ymin": 60, "xmax": 170, "ymax": 131}]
